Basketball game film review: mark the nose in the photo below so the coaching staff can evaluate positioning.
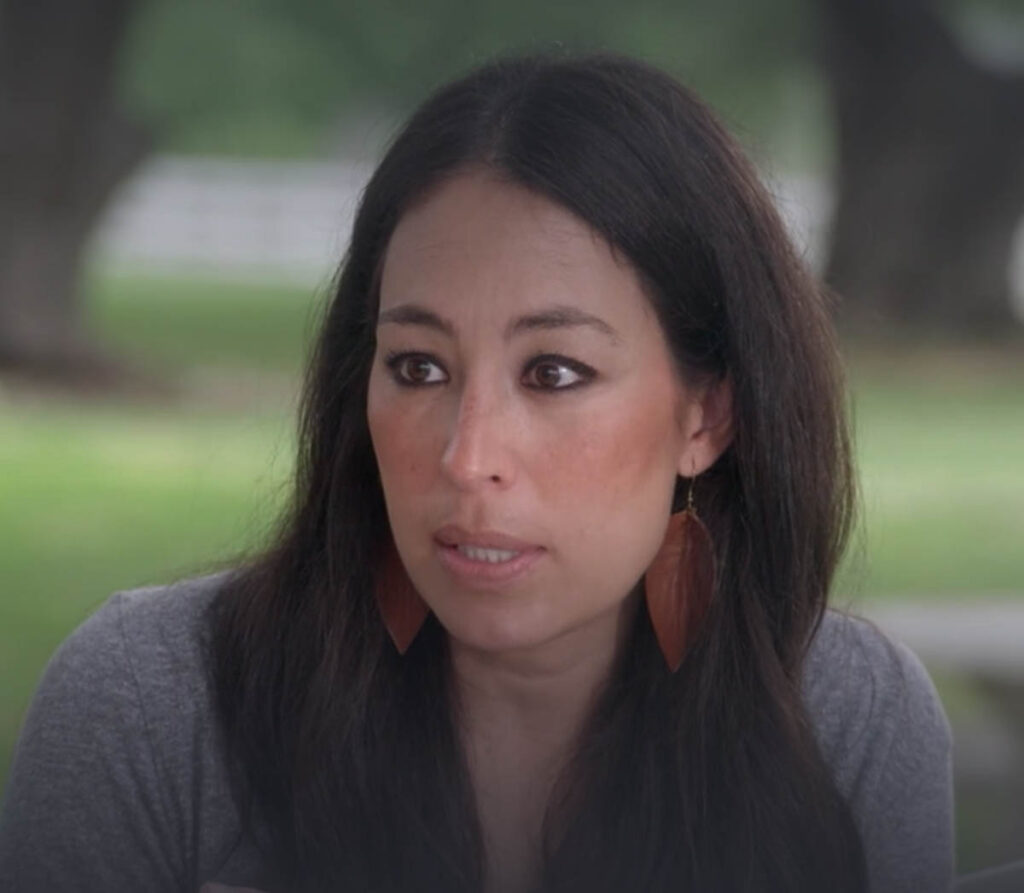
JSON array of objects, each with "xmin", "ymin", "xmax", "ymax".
[{"xmin": 440, "ymin": 389, "xmax": 516, "ymax": 490}]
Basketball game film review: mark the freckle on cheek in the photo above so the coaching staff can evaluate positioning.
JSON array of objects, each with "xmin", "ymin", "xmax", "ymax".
[{"xmin": 595, "ymin": 412, "xmax": 672, "ymax": 497}]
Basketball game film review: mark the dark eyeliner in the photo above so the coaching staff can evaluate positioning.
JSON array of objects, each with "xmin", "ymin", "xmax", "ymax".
[
  {"xmin": 383, "ymin": 350, "xmax": 446, "ymax": 386},
  {"xmin": 522, "ymin": 353, "xmax": 597, "ymax": 391}
]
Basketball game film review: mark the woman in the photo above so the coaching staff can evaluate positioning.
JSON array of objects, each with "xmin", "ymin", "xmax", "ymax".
[{"xmin": 0, "ymin": 53, "xmax": 952, "ymax": 892}]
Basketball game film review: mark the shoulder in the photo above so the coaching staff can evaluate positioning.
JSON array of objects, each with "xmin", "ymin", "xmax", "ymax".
[
  {"xmin": 56, "ymin": 570, "xmax": 229, "ymax": 682},
  {"xmin": 30, "ymin": 571, "xmax": 234, "ymax": 749},
  {"xmin": 802, "ymin": 608, "xmax": 954, "ymax": 892},
  {"xmin": 17, "ymin": 570, "xmax": 234, "ymax": 762},
  {"xmin": 0, "ymin": 571, "xmax": 264, "ymax": 891},
  {"xmin": 802, "ymin": 608, "xmax": 952, "ymax": 795}
]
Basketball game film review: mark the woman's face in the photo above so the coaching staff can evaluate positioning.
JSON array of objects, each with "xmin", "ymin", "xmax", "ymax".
[{"xmin": 367, "ymin": 170, "xmax": 713, "ymax": 659}]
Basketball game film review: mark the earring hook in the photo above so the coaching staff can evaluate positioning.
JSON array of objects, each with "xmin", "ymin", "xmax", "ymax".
[{"xmin": 687, "ymin": 457, "xmax": 698, "ymax": 513}]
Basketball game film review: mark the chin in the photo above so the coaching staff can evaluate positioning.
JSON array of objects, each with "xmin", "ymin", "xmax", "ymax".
[{"xmin": 433, "ymin": 599, "xmax": 559, "ymax": 656}]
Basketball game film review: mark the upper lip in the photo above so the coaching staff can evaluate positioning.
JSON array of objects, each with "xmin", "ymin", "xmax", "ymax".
[{"xmin": 434, "ymin": 524, "xmax": 542, "ymax": 552}]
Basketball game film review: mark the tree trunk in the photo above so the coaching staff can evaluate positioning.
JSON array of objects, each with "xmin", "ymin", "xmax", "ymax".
[
  {"xmin": 0, "ymin": 0, "xmax": 151, "ymax": 380},
  {"xmin": 818, "ymin": 0, "xmax": 1024, "ymax": 335}
]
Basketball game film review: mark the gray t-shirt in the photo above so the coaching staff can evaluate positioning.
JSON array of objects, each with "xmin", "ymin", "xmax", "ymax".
[{"xmin": 0, "ymin": 573, "xmax": 954, "ymax": 892}]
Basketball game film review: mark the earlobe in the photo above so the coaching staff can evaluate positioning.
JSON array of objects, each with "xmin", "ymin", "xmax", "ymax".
[{"xmin": 676, "ymin": 374, "xmax": 734, "ymax": 477}]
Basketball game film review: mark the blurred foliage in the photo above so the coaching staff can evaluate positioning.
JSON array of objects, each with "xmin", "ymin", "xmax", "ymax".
[
  {"xmin": 90, "ymin": 274, "xmax": 324, "ymax": 373},
  {"xmin": 120, "ymin": 0, "xmax": 1023, "ymax": 164},
  {"xmin": 121, "ymin": 0, "xmax": 817, "ymax": 162}
]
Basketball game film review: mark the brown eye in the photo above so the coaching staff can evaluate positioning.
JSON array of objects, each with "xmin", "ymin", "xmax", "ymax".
[
  {"xmin": 403, "ymin": 357, "xmax": 435, "ymax": 382},
  {"xmin": 523, "ymin": 356, "xmax": 594, "ymax": 391},
  {"xmin": 533, "ymin": 362, "xmax": 573, "ymax": 388},
  {"xmin": 385, "ymin": 353, "xmax": 447, "ymax": 386}
]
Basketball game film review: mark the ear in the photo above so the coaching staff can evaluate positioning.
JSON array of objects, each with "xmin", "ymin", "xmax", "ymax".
[{"xmin": 676, "ymin": 373, "xmax": 733, "ymax": 477}]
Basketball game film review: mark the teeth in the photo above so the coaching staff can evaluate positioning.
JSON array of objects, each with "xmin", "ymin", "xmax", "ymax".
[{"xmin": 457, "ymin": 545, "xmax": 520, "ymax": 563}]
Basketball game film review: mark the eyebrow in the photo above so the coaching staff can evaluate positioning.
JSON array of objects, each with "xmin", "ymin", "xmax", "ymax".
[
  {"xmin": 377, "ymin": 304, "xmax": 455, "ymax": 337},
  {"xmin": 377, "ymin": 303, "xmax": 621, "ymax": 344}
]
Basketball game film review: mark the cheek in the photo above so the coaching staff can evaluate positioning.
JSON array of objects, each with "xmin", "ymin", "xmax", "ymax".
[
  {"xmin": 542, "ymin": 396, "xmax": 680, "ymax": 508},
  {"xmin": 536, "ymin": 396, "xmax": 680, "ymax": 600},
  {"xmin": 367, "ymin": 392, "xmax": 439, "ymax": 500}
]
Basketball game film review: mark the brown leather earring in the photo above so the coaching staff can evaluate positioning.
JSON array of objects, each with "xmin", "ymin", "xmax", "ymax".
[
  {"xmin": 644, "ymin": 476, "xmax": 716, "ymax": 672},
  {"xmin": 375, "ymin": 537, "xmax": 430, "ymax": 654}
]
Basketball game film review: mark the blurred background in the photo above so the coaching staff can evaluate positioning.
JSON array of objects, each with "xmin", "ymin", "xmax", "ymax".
[{"xmin": 1, "ymin": 0, "xmax": 1022, "ymax": 875}]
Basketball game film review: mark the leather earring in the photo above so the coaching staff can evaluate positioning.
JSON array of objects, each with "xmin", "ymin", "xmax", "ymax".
[
  {"xmin": 644, "ymin": 476, "xmax": 716, "ymax": 672},
  {"xmin": 375, "ymin": 537, "xmax": 430, "ymax": 654}
]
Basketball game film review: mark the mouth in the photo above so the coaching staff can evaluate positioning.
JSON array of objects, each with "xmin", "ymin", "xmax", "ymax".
[
  {"xmin": 433, "ymin": 524, "xmax": 546, "ymax": 584},
  {"xmin": 451, "ymin": 544, "xmax": 523, "ymax": 564}
]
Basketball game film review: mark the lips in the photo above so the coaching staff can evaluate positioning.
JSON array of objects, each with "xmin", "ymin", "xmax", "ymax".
[
  {"xmin": 433, "ymin": 524, "xmax": 541, "ymax": 553},
  {"xmin": 433, "ymin": 524, "xmax": 546, "ymax": 584}
]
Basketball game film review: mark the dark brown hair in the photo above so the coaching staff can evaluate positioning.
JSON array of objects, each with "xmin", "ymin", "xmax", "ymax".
[{"xmin": 211, "ymin": 52, "xmax": 865, "ymax": 892}]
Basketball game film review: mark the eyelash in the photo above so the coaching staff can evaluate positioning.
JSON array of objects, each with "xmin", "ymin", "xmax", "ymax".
[
  {"xmin": 523, "ymin": 354, "xmax": 595, "ymax": 391},
  {"xmin": 382, "ymin": 351, "xmax": 596, "ymax": 392}
]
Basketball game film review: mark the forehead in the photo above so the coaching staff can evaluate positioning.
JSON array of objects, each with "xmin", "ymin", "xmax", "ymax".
[{"xmin": 378, "ymin": 170, "xmax": 655, "ymax": 327}]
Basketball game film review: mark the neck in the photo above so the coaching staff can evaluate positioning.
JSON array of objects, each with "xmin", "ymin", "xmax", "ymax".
[
  {"xmin": 448, "ymin": 591, "xmax": 641, "ymax": 893},
  {"xmin": 449, "ymin": 589, "xmax": 640, "ymax": 752}
]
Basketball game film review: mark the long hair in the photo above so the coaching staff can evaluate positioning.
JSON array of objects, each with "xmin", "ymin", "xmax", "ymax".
[{"xmin": 210, "ymin": 53, "xmax": 865, "ymax": 892}]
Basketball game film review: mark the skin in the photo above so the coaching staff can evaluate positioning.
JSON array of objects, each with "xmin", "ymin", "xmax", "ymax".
[{"xmin": 366, "ymin": 169, "xmax": 731, "ymax": 892}]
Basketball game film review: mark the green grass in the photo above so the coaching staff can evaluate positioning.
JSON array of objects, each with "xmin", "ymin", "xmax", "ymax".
[
  {"xmin": 840, "ymin": 371, "xmax": 1024, "ymax": 599},
  {"xmin": 86, "ymin": 270, "xmax": 326, "ymax": 373},
  {"xmin": 0, "ymin": 403, "xmax": 297, "ymax": 776},
  {"xmin": 2, "ymin": 272, "xmax": 1023, "ymax": 871}
]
